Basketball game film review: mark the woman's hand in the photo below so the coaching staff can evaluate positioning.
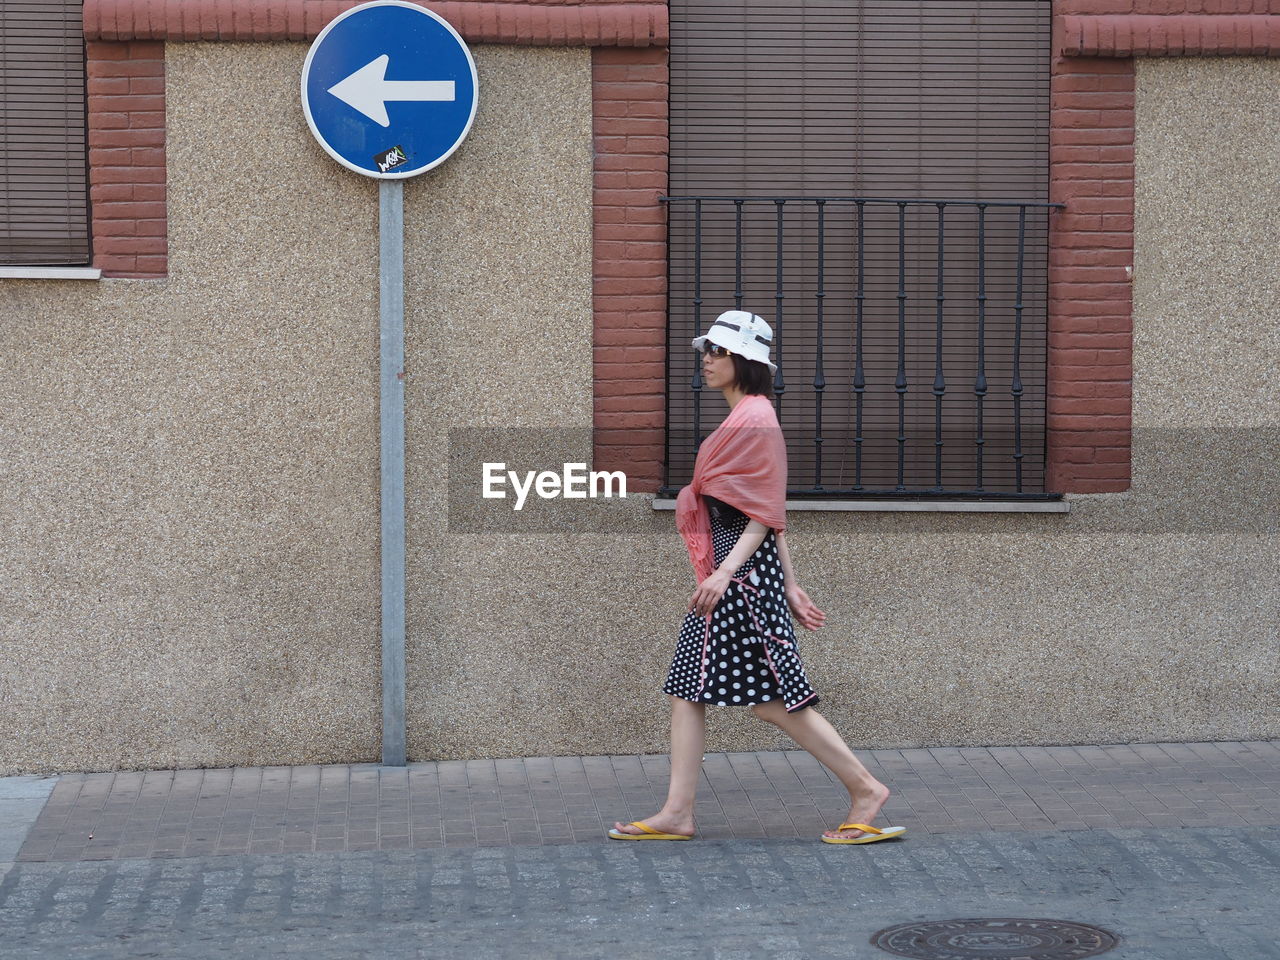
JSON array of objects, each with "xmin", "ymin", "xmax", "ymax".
[
  {"xmin": 689, "ymin": 570, "xmax": 732, "ymax": 617},
  {"xmin": 785, "ymin": 585, "xmax": 827, "ymax": 631}
]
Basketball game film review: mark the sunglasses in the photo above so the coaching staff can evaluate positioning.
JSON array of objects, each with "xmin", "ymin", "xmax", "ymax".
[{"xmin": 701, "ymin": 344, "xmax": 733, "ymax": 358}]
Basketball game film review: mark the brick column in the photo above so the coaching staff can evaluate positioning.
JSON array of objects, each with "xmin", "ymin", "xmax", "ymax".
[
  {"xmin": 86, "ymin": 41, "xmax": 167, "ymax": 279},
  {"xmin": 1046, "ymin": 16, "xmax": 1136, "ymax": 493},
  {"xmin": 591, "ymin": 46, "xmax": 669, "ymax": 492}
]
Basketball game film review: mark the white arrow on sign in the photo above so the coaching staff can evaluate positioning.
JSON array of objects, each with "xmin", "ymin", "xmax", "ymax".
[{"xmin": 327, "ymin": 54, "xmax": 456, "ymax": 128}]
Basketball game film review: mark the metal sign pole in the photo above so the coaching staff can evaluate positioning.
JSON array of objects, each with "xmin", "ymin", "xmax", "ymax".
[
  {"xmin": 379, "ymin": 178, "xmax": 407, "ymax": 766},
  {"xmin": 303, "ymin": 0, "xmax": 478, "ymax": 769}
]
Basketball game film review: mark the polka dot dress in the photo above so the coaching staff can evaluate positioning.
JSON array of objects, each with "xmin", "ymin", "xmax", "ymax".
[{"xmin": 663, "ymin": 497, "xmax": 820, "ymax": 713}]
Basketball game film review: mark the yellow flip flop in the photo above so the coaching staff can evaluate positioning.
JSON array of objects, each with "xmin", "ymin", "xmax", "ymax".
[
  {"xmin": 607, "ymin": 820, "xmax": 694, "ymax": 841},
  {"xmin": 820, "ymin": 822, "xmax": 907, "ymax": 845}
]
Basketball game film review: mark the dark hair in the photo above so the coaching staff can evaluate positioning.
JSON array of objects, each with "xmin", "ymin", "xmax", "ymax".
[{"xmin": 729, "ymin": 352, "xmax": 775, "ymax": 398}]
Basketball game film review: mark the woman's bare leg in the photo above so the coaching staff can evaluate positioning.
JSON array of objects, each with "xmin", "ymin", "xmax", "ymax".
[
  {"xmin": 751, "ymin": 700, "xmax": 890, "ymax": 839},
  {"xmin": 612, "ymin": 696, "xmax": 704, "ymax": 836}
]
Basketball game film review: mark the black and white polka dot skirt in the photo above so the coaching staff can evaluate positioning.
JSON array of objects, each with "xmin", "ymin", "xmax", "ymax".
[{"xmin": 662, "ymin": 505, "xmax": 820, "ymax": 713}]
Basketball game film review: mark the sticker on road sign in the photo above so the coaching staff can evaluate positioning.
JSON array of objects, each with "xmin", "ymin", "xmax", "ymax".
[
  {"xmin": 301, "ymin": 1, "xmax": 478, "ymax": 179},
  {"xmin": 375, "ymin": 145, "xmax": 409, "ymax": 172}
]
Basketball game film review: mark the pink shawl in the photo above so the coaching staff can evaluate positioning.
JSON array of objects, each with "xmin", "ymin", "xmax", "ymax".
[{"xmin": 675, "ymin": 394, "xmax": 787, "ymax": 583}]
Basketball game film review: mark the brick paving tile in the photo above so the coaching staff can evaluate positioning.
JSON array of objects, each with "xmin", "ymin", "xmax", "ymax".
[{"xmin": 1240, "ymin": 741, "xmax": 1280, "ymax": 765}]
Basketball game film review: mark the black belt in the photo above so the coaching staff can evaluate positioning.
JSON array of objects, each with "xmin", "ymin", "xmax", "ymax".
[{"xmin": 705, "ymin": 495, "xmax": 747, "ymax": 523}]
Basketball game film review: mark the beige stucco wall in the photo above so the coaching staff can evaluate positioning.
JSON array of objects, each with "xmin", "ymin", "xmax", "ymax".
[
  {"xmin": 413, "ymin": 56, "xmax": 1280, "ymax": 760},
  {"xmin": 1, "ymin": 52, "xmax": 1277, "ymax": 775},
  {"xmin": 0, "ymin": 41, "xmax": 596, "ymax": 775}
]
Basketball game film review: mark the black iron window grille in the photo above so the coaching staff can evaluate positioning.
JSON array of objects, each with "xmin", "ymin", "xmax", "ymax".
[{"xmin": 662, "ymin": 196, "xmax": 1065, "ymax": 500}]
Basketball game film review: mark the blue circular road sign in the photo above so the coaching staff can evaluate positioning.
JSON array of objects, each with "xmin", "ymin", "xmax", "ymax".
[{"xmin": 301, "ymin": 0, "xmax": 478, "ymax": 179}]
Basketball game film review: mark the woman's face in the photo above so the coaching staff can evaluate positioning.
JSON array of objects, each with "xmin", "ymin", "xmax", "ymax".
[{"xmin": 701, "ymin": 347, "xmax": 736, "ymax": 391}]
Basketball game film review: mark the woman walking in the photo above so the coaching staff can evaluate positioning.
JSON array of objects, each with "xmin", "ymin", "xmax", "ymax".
[{"xmin": 609, "ymin": 310, "xmax": 905, "ymax": 845}]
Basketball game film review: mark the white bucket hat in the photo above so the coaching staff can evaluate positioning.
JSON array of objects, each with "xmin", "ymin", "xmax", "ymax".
[{"xmin": 691, "ymin": 310, "xmax": 777, "ymax": 373}]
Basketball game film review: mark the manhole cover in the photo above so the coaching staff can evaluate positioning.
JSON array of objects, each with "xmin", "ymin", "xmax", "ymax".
[{"xmin": 871, "ymin": 918, "xmax": 1118, "ymax": 960}]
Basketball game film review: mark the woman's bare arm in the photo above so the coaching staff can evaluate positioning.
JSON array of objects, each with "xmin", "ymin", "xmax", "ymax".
[
  {"xmin": 718, "ymin": 520, "xmax": 770, "ymax": 576},
  {"xmin": 688, "ymin": 520, "xmax": 770, "ymax": 616},
  {"xmin": 775, "ymin": 529, "xmax": 798, "ymax": 589},
  {"xmin": 775, "ymin": 530, "xmax": 827, "ymax": 630}
]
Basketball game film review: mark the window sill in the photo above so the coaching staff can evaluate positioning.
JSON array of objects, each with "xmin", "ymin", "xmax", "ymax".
[
  {"xmin": 0, "ymin": 266, "xmax": 101, "ymax": 280},
  {"xmin": 651, "ymin": 498, "xmax": 1069, "ymax": 514}
]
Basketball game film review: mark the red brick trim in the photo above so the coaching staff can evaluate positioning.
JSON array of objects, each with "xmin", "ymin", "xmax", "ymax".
[
  {"xmin": 591, "ymin": 46, "xmax": 668, "ymax": 493},
  {"xmin": 1058, "ymin": 1, "xmax": 1280, "ymax": 15},
  {"xmin": 84, "ymin": 0, "xmax": 668, "ymax": 47},
  {"xmin": 1044, "ymin": 15, "xmax": 1137, "ymax": 493},
  {"xmin": 1059, "ymin": 1, "xmax": 1280, "ymax": 14},
  {"xmin": 1062, "ymin": 14, "xmax": 1280, "ymax": 55},
  {"xmin": 87, "ymin": 40, "xmax": 167, "ymax": 279}
]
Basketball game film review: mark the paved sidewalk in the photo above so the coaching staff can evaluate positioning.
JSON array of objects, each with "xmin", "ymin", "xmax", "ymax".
[
  {"xmin": 0, "ymin": 777, "xmax": 55, "ymax": 866},
  {"xmin": 0, "ymin": 741, "xmax": 1277, "ymax": 959},
  {"xmin": 14, "ymin": 741, "xmax": 1280, "ymax": 859}
]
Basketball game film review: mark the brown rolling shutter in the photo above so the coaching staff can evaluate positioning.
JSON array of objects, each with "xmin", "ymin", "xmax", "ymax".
[
  {"xmin": 666, "ymin": 0, "xmax": 1053, "ymax": 497},
  {"xmin": 0, "ymin": 0, "xmax": 91, "ymax": 265}
]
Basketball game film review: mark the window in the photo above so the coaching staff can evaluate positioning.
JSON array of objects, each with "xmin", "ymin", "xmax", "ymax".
[
  {"xmin": 665, "ymin": 0, "xmax": 1056, "ymax": 498},
  {"xmin": 0, "ymin": 0, "xmax": 90, "ymax": 266}
]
